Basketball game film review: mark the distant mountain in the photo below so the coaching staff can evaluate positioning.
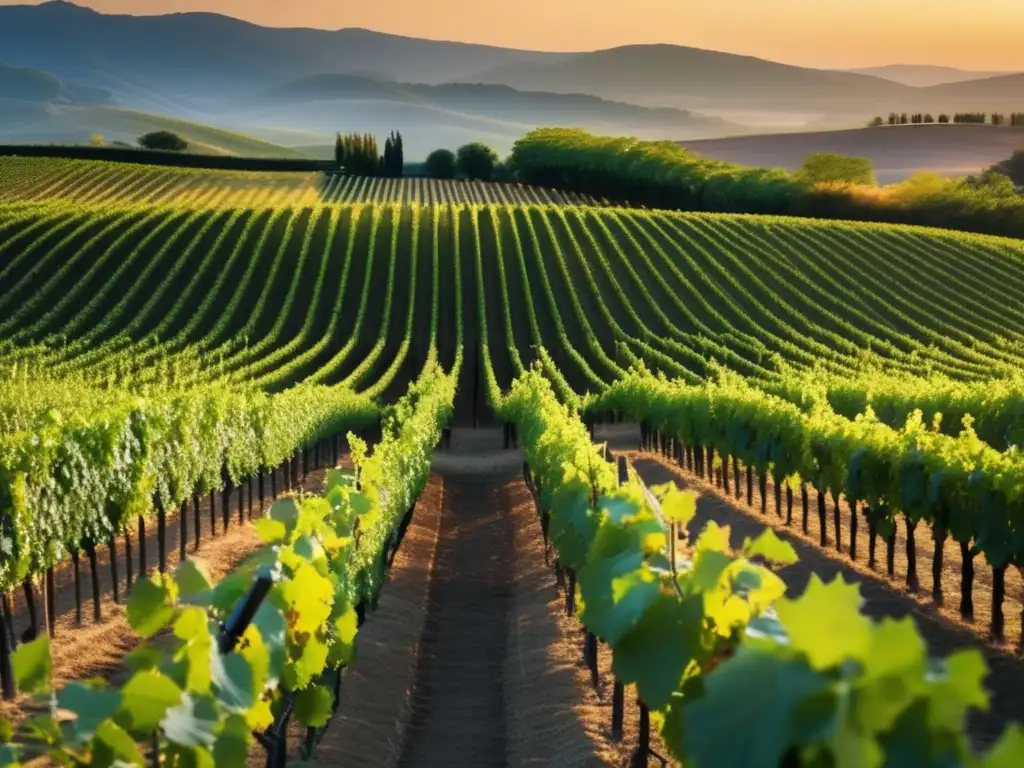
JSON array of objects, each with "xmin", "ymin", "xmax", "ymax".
[
  {"xmin": 924, "ymin": 73, "xmax": 1024, "ymax": 105},
  {"xmin": 845, "ymin": 64, "xmax": 1018, "ymax": 87},
  {"xmin": 0, "ymin": 1, "xmax": 569, "ymax": 112},
  {"xmin": 0, "ymin": 62, "xmax": 112, "ymax": 105},
  {"xmin": 241, "ymin": 74, "xmax": 739, "ymax": 157},
  {"xmin": 457, "ymin": 45, "xmax": 913, "ymax": 112},
  {"xmin": 3, "ymin": 1, "xmax": 1021, "ymax": 141}
]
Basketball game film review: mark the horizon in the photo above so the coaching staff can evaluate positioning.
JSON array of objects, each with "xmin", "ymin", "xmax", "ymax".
[{"xmin": 1, "ymin": 0, "xmax": 1022, "ymax": 71}]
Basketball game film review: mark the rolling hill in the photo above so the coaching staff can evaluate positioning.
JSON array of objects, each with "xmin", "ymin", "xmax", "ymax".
[
  {"xmin": 845, "ymin": 64, "xmax": 1017, "ymax": 87},
  {"xmin": 0, "ymin": 99, "xmax": 306, "ymax": 157},
  {"xmin": 678, "ymin": 124, "xmax": 1024, "ymax": 184},
  {"xmin": 237, "ymin": 75, "xmax": 740, "ymax": 159}
]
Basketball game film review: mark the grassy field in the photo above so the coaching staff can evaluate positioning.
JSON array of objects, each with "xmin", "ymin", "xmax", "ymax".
[{"xmin": 678, "ymin": 123, "xmax": 1023, "ymax": 183}]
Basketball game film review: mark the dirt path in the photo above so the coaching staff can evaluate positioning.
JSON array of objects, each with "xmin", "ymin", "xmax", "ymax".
[
  {"xmin": 613, "ymin": 441, "xmax": 1024, "ymax": 751},
  {"xmin": 319, "ymin": 428, "xmax": 619, "ymax": 767}
]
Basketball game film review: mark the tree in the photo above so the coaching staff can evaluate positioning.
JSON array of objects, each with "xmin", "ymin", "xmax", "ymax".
[
  {"xmin": 138, "ymin": 130, "xmax": 188, "ymax": 152},
  {"xmin": 991, "ymin": 150, "xmax": 1024, "ymax": 187},
  {"xmin": 456, "ymin": 142, "xmax": 499, "ymax": 180},
  {"xmin": 798, "ymin": 152, "xmax": 876, "ymax": 186},
  {"xmin": 393, "ymin": 131, "xmax": 404, "ymax": 177},
  {"xmin": 868, "ymin": 116, "xmax": 884, "ymax": 127},
  {"xmin": 424, "ymin": 148, "xmax": 457, "ymax": 179},
  {"xmin": 334, "ymin": 133, "xmax": 345, "ymax": 167},
  {"xmin": 89, "ymin": 134, "xmax": 104, "ymax": 147}
]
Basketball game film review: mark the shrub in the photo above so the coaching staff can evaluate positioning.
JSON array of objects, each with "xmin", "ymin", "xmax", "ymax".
[
  {"xmin": 138, "ymin": 130, "xmax": 188, "ymax": 152},
  {"xmin": 798, "ymin": 152, "xmax": 876, "ymax": 186},
  {"xmin": 456, "ymin": 142, "xmax": 499, "ymax": 181},
  {"xmin": 424, "ymin": 148, "xmax": 457, "ymax": 179}
]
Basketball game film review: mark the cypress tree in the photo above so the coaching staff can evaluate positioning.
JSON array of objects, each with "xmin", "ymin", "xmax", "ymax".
[{"xmin": 395, "ymin": 131, "xmax": 404, "ymax": 177}]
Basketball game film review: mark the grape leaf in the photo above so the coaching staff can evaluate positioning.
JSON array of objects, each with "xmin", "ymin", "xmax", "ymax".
[
  {"xmin": 269, "ymin": 498, "xmax": 300, "ymax": 535},
  {"xmin": 611, "ymin": 594, "xmax": 703, "ymax": 711},
  {"xmin": 294, "ymin": 684, "xmax": 334, "ymax": 727},
  {"xmin": 213, "ymin": 713, "xmax": 250, "ymax": 768},
  {"xmin": 211, "ymin": 653, "xmax": 255, "ymax": 714},
  {"xmin": 93, "ymin": 720, "xmax": 145, "ymax": 765},
  {"xmin": 774, "ymin": 575, "xmax": 871, "ymax": 670},
  {"xmin": 983, "ymin": 724, "xmax": 1024, "ymax": 768},
  {"xmin": 282, "ymin": 562, "xmax": 333, "ymax": 635},
  {"xmin": 681, "ymin": 645, "xmax": 827, "ymax": 768},
  {"xmin": 742, "ymin": 529, "xmax": 798, "ymax": 565},
  {"xmin": 12, "ymin": 635, "xmax": 50, "ymax": 694},
  {"xmin": 162, "ymin": 693, "xmax": 220, "ymax": 749},
  {"xmin": 57, "ymin": 682, "xmax": 122, "ymax": 741},
  {"xmin": 578, "ymin": 550, "xmax": 659, "ymax": 645},
  {"xmin": 175, "ymin": 560, "xmax": 213, "ymax": 604},
  {"xmin": 127, "ymin": 577, "xmax": 175, "ymax": 638},
  {"xmin": 119, "ymin": 671, "xmax": 183, "ymax": 734},
  {"xmin": 327, "ymin": 608, "xmax": 358, "ymax": 668},
  {"xmin": 660, "ymin": 487, "xmax": 696, "ymax": 526},
  {"xmin": 254, "ymin": 602, "xmax": 287, "ymax": 685}
]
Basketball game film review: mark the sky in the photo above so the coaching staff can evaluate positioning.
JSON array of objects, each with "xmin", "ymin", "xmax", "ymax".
[{"xmin": 5, "ymin": 0, "xmax": 1023, "ymax": 70}]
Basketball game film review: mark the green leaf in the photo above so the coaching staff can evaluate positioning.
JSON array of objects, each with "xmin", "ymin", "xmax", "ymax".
[
  {"xmin": 254, "ymin": 603, "xmax": 288, "ymax": 685},
  {"xmin": 125, "ymin": 643, "xmax": 164, "ymax": 673},
  {"xmin": 211, "ymin": 653, "xmax": 255, "ymax": 714},
  {"xmin": 612, "ymin": 594, "xmax": 703, "ymax": 710},
  {"xmin": 983, "ymin": 724, "xmax": 1024, "ymax": 768},
  {"xmin": 742, "ymin": 529, "xmax": 798, "ymax": 566},
  {"xmin": 119, "ymin": 670, "xmax": 183, "ymax": 733},
  {"xmin": 325, "ymin": 468, "xmax": 355, "ymax": 492},
  {"xmin": 212, "ymin": 567, "xmax": 254, "ymax": 614},
  {"xmin": 688, "ymin": 549, "xmax": 733, "ymax": 593},
  {"xmin": 162, "ymin": 693, "xmax": 220, "ymax": 749},
  {"xmin": 282, "ymin": 562, "xmax": 334, "ymax": 635},
  {"xmin": 578, "ymin": 550, "xmax": 659, "ymax": 644},
  {"xmin": 213, "ymin": 714, "xmax": 251, "ymax": 768},
  {"xmin": 254, "ymin": 518, "xmax": 287, "ymax": 544},
  {"xmin": 57, "ymin": 682, "xmax": 122, "ymax": 741},
  {"xmin": 681, "ymin": 645, "xmax": 827, "ymax": 768},
  {"xmin": 774, "ymin": 574, "xmax": 871, "ymax": 671},
  {"xmin": 288, "ymin": 635, "xmax": 329, "ymax": 691},
  {"xmin": 294, "ymin": 684, "xmax": 334, "ymax": 728},
  {"xmin": 269, "ymin": 498, "xmax": 300, "ymax": 535},
  {"xmin": 12, "ymin": 635, "xmax": 50, "ymax": 695},
  {"xmin": 175, "ymin": 560, "xmax": 213, "ymax": 604},
  {"xmin": 660, "ymin": 487, "xmax": 696, "ymax": 527},
  {"xmin": 926, "ymin": 648, "xmax": 990, "ymax": 731},
  {"xmin": 127, "ymin": 577, "xmax": 175, "ymax": 638},
  {"xmin": 327, "ymin": 608, "xmax": 359, "ymax": 668},
  {"xmin": 93, "ymin": 720, "xmax": 145, "ymax": 765}
]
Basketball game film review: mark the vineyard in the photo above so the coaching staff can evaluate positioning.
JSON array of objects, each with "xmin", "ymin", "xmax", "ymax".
[{"xmin": 1, "ymin": 155, "xmax": 1024, "ymax": 766}]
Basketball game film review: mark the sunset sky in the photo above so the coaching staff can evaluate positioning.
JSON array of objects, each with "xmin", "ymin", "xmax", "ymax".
[{"xmin": 5, "ymin": 0, "xmax": 1023, "ymax": 70}]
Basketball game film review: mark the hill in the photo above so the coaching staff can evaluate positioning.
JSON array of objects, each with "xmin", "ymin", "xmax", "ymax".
[
  {"xmin": 0, "ymin": 99, "xmax": 306, "ymax": 157},
  {"xmin": 460, "ymin": 44, "xmax": 912, "ymax": 113},
  {"xmin": 678, "ymin": 124, "xmax": 1024, "ymax": 184},
  {"xmin": 845, "ymin": 64, "xmax": 1017, "ymax": 87},
  {"xmin": 0, "ymin": 1, "xmax": 569, "ymax": 112},
  {"xmin": 244, "ymin": 75, "xmax": 740, "ymax": 159},
  {"xmin": 0, "ymin": 61, "xmax": 112, "ymax": 104}
]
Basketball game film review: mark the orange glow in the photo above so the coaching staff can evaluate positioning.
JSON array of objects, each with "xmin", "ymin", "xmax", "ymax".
[{"xmin": 3, "ymin": 0, "xmax": 1023, "ymax": 69}]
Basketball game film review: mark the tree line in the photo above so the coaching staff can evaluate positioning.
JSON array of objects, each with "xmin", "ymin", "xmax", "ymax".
[
  {"xmin": 334, "ymin": 131, "xmax": 405, "ymax": 176},
  {"xmin": 870, "ymin": 112, "xmax": 1024, "ymax": 126},
  {"xmin": 507, "ymin": 127, "xmax": 1024, "ymax": 241}
]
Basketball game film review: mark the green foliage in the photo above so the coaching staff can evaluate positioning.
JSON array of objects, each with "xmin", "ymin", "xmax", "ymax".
[
  {"xmin": 0, "ymin": 380, "xmax": 379, "ymax": 592},
  {"xmin": 506, "ymin": 367, "xmax": 1024, "ymax": 767},
  {"xmin": 138, "ymin": 131, "xmax": 188, "ymax": 152},
  {"xmin": 508, "ymin": 127, "xmax": 1024, "ymax": 239},
  {"xmin": 424, "ymin": 148, "xmax": 457, "ymax": 179},
  {"xmin": 456, "ymin": 142, "xmax": 499, "ymax": 181},
  {"xmin": 0, "ymin": 367, "xmax": 455, "ymax": 766},
  {"xmin": 799, "ymin": 152, "xmax": 876, "ymax": 186}
]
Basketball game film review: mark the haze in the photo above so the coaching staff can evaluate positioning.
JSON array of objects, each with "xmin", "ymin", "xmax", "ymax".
[{"xmin": 2, "ymin": 0, "xmax": 1022, "ymax": 69}]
